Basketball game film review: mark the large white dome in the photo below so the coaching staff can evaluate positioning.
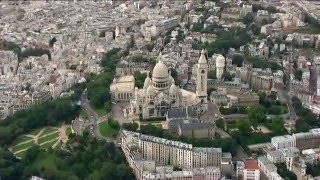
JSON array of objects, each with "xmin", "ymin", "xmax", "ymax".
[{"xmin": 152, "ymin": 59, "xmax": 169, "ymax": 78}]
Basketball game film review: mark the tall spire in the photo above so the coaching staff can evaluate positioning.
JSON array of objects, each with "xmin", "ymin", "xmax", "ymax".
[
  {"xmin": 198, "ymin": 49, "xmax": 207, "ymax": 64},
  {"xmin": 158, "ymin": 51, "xmax": 163, "ymax": 62}
]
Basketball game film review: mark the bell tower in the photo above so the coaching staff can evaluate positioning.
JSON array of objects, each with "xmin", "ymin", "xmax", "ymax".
[{"xmin": 196, "ymin": 49, "xmax": 208, "ymax": 112}]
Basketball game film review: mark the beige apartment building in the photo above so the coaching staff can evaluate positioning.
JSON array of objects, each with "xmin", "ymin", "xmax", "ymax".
[{"xmin": 139, "ymin": 134, "xmax": 222, "ymax": 169}]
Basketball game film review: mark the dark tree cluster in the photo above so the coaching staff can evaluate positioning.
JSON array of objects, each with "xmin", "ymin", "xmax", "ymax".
[
  {"xmin": 15, "ymin": 132, "xmax": 134, "ymax": 180},
  {"xmin": 222, "ymin": 71, "xmax": 234, "ymax": 81},
  {"xmin": 242, "ymin": 12, "xmax": 255, "ymax": 25},
  {"xmin": 219, "ymin": 106, "xmax": 247, "ymax": 115},
  {"xmin": 0, "ymin": 96, "xmax": 81, "ymax": 145},
  {"xmin": 306, "ymin": 163, "xmax": 320, "ymax": 177},
  {"xmin": 276, "ymin": 163, "xmax": 297, "ymax": 180},
  {"xmin": 19, "ymin": 48, "xmax": 52, "ymax": 61},
  {"xmin": 1, "ymin": 40, "xmax": 21, "ymax": 55},
  {"xmin": 122, "ymin": 122, "xmax": 139, "ymax": 132},
  {"xmin": 259, "ymin": 93, "xmax": 287, "ymax": 115},
  {"xmin": 87, "ymin": 48, "xmax": 121, "ymax": 111},
  {"xmin": 134, "ymin": 71, "xmax": 148, "ymax": 89},
  {"xmin": 292, "ymin": 97, "xmax": 320, "ymax": 132},
  {"xmin": 195, "ymin": 26, "xmax": 252, "ymax": 56},
  {"xmin": 0, "ymin": 85, "xmax": 86, "ymax": 179},
  {"xmin": 244, "ymin": 56, "xmax": 282, "ymax": 71},
  {"xmin": 294, "ymin": 69, "xmax": 303, "ymax": 81},
  {"xmin": 0, "ymin": 147, "xmax": 24, "ymax": 180}
]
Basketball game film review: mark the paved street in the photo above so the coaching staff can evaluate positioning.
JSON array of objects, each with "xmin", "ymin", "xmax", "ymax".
[{"xmin": 81, "ymin": 93, "xmax": 113, "ymax": 142}]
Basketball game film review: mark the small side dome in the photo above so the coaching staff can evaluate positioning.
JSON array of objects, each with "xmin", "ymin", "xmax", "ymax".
[
  {"xmin": 169, "ymin": 83, "xmax": 179, "ymax": 95},
  {"xmin": 169, "ymin": 75, "xmax": 174, "ymax": 84},
  {"xmin": 198, "ymin": 49, "xmax": 207, "ymax": 64},
  {"xmin": 143, "ymin": 76, "xmax": 151, "ymax": 89},
  {"xmin": 147, "ymin": 85, "xmax": 156, "ymax": 96}
]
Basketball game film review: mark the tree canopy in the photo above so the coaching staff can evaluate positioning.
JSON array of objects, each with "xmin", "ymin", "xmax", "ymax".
[
  {"xmin": 134, "ymin": 71, "xmax": 148, "ymax": 88},
  {"xmin": 20, "ymin": 132, "xmax": 134, "ymax": 180},
  {"xmin": 276, "ymin": 163, "xmax": 297, "ymax": 180},
  {"xmin": 243, "ymin": 12, "xmax": 255, "ymax": 25},
  {"xmin": 87, "ymin": 48, "xmax": 121, "ymax": 111},
  {"xmin": 0, "ymin": 91, "xmax": 82, "ymax": 145},
  {"xmin": 294, "ymin": 69, "xmax": 303, "ymax": 81},
  {"xmin": 247, "ymin": 106, "xmax": 266, "ymax": 126},
  {"xmin": 232, "ymin": 54, "xmax": 244, "ymax": 67}
]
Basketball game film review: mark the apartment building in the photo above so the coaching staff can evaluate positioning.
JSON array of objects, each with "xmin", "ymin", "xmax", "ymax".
[
  {"xmin": 293, "ymin": 128, "xmax": 320, "ymax": 150},
  {"xmin": 243, "ymin": 159, "xmax": 260, "ymax": 180},
  {"xmin": 271, "ymin": 135, "xmax": 296, "ymax": 149},
  {"xmin": 139, "ymin": 134, "xmax": 222, "ymax": 169},
  {"xmin": 120, "ymin": 130, "xmax": 224, "ymax": 180}
]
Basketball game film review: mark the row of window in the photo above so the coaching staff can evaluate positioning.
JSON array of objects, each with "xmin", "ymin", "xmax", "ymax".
[{"xmin": 153, "ymin": 82, "xmax": 169, "ymax": 88}]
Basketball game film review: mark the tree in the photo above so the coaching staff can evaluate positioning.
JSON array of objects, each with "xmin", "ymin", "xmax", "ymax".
[
  {"xmin": 295, "ymin": 119, "xmax": 310, "ymax": 132},
  {"xmin": 236, "ymin": 120, "xmax": 252, "ymax": 135},
  {"xmin": 192, "ymin": 23, "xmax": 204, "ymax": 32},
  {"xmin": 232, "ymin": 54, "xmax": 244, "ymax": 67},
  {"xmin": 222, "ymin": 71, "xmax": 234, "ymax": 81},
  {"xmin": 276, "ymin": 163, "xmax": 297, "ymax": 180},
  {"xmin": 108, "ymin": 118, "xmax": 120, "ymax": 129},
  {"xmin": 0, "ymin": 147, "xmax": 24, "ymax": 180},
  {"xmin": 116, "ymin": 164, "xmax": 130, "ymax": 178},
  {"xmin": 247, "ymin": 106, "xmax": 266, "ymax": 126},
  {"xmin": 216, "ymin": 119, "xmax": 225, "ymax": 129},
  {"xmin": 270, "ymin": 116, "xmax": 286, "ymax": 135},
  {"xmin": 23, "ymin": 145, "xmax": 40, "ymax": 165},
  {"xmin": 294, "ymin": 69, "xmax": 303, "ymax": 81},
  {"xmin": 243, "ymin": 12, "xmax": 255, "ymax": 25},
  {"xmin": 134, "ymin": 71, "xmax": 148, "ymax": 88},
  {"xmin": 268, "ymin": 105, "xmax": 282, "ymax": 115},
  {"xmin": 306, "ymin": 163, "xmax": 320, "ymax": 177},
  {"xmin": 170, "ymin": 68, "xmax": 180, "ymax": 85},
  {"xmin": 122, "ymin": 122, "xmax": 139, "ymax": 131},
  {"xmin": 100, "ymin": 162, "xmax": 116, "ymax": 179},
  {"xmin": 49, "ymin": 37, "xmax": 57, "ymax": 47}
]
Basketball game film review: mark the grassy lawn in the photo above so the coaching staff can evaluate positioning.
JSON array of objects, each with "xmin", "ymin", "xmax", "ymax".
[
  {"xmin": 42, "ymin": 127, "xmax": 58, "ymax": 135},
  {"xmin": 15, "ymin": 151, "xmax": 26, "ymax": 159},
  {"xmin": 38, "ymin": 132, "xmax": 59, "ymax": 145},
  {"xmin": 12, "ymin": 141, "xmax": 36, "ymax": 152},
  {"xmin": 13, "ymin": 135, "xmax": 33, "ymax": 145},
  {"xmin": 66, "ymin": 127, "xmax": 72, "ymax": 136},
  {"xmin": 31, "ymin": 152, "xmax": 58, "ymax": 170},
  {"xmin": 98, "ymin": 121, "xmax": 119, "ymax": 138},
  {"xmin": 9, "ymin": 125, "xmax": 73, "ymax": 158},
  {"xmin": 40, "ymin": 140, "xmax": 58, "ymax": 149}
]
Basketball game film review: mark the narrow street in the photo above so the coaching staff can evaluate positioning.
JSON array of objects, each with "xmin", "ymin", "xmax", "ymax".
[{"xmin": 81, "ymin": 93, "xmax": 113, "ymax": 142}]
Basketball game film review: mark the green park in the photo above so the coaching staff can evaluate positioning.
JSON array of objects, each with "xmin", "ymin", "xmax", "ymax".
[{"xmin": 10, "ymin": 125, "xmax": 71, "ymax": 159}]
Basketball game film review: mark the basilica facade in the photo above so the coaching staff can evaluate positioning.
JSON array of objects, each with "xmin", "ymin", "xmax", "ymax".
[{"xmin": 128, "ymin": 50, "xmax": 208, "ymax": 119}]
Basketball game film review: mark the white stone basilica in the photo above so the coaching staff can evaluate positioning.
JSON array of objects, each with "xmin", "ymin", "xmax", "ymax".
[{"xmin": 128, "ymin": 50, "xmax": 208, "ymax": 119}]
